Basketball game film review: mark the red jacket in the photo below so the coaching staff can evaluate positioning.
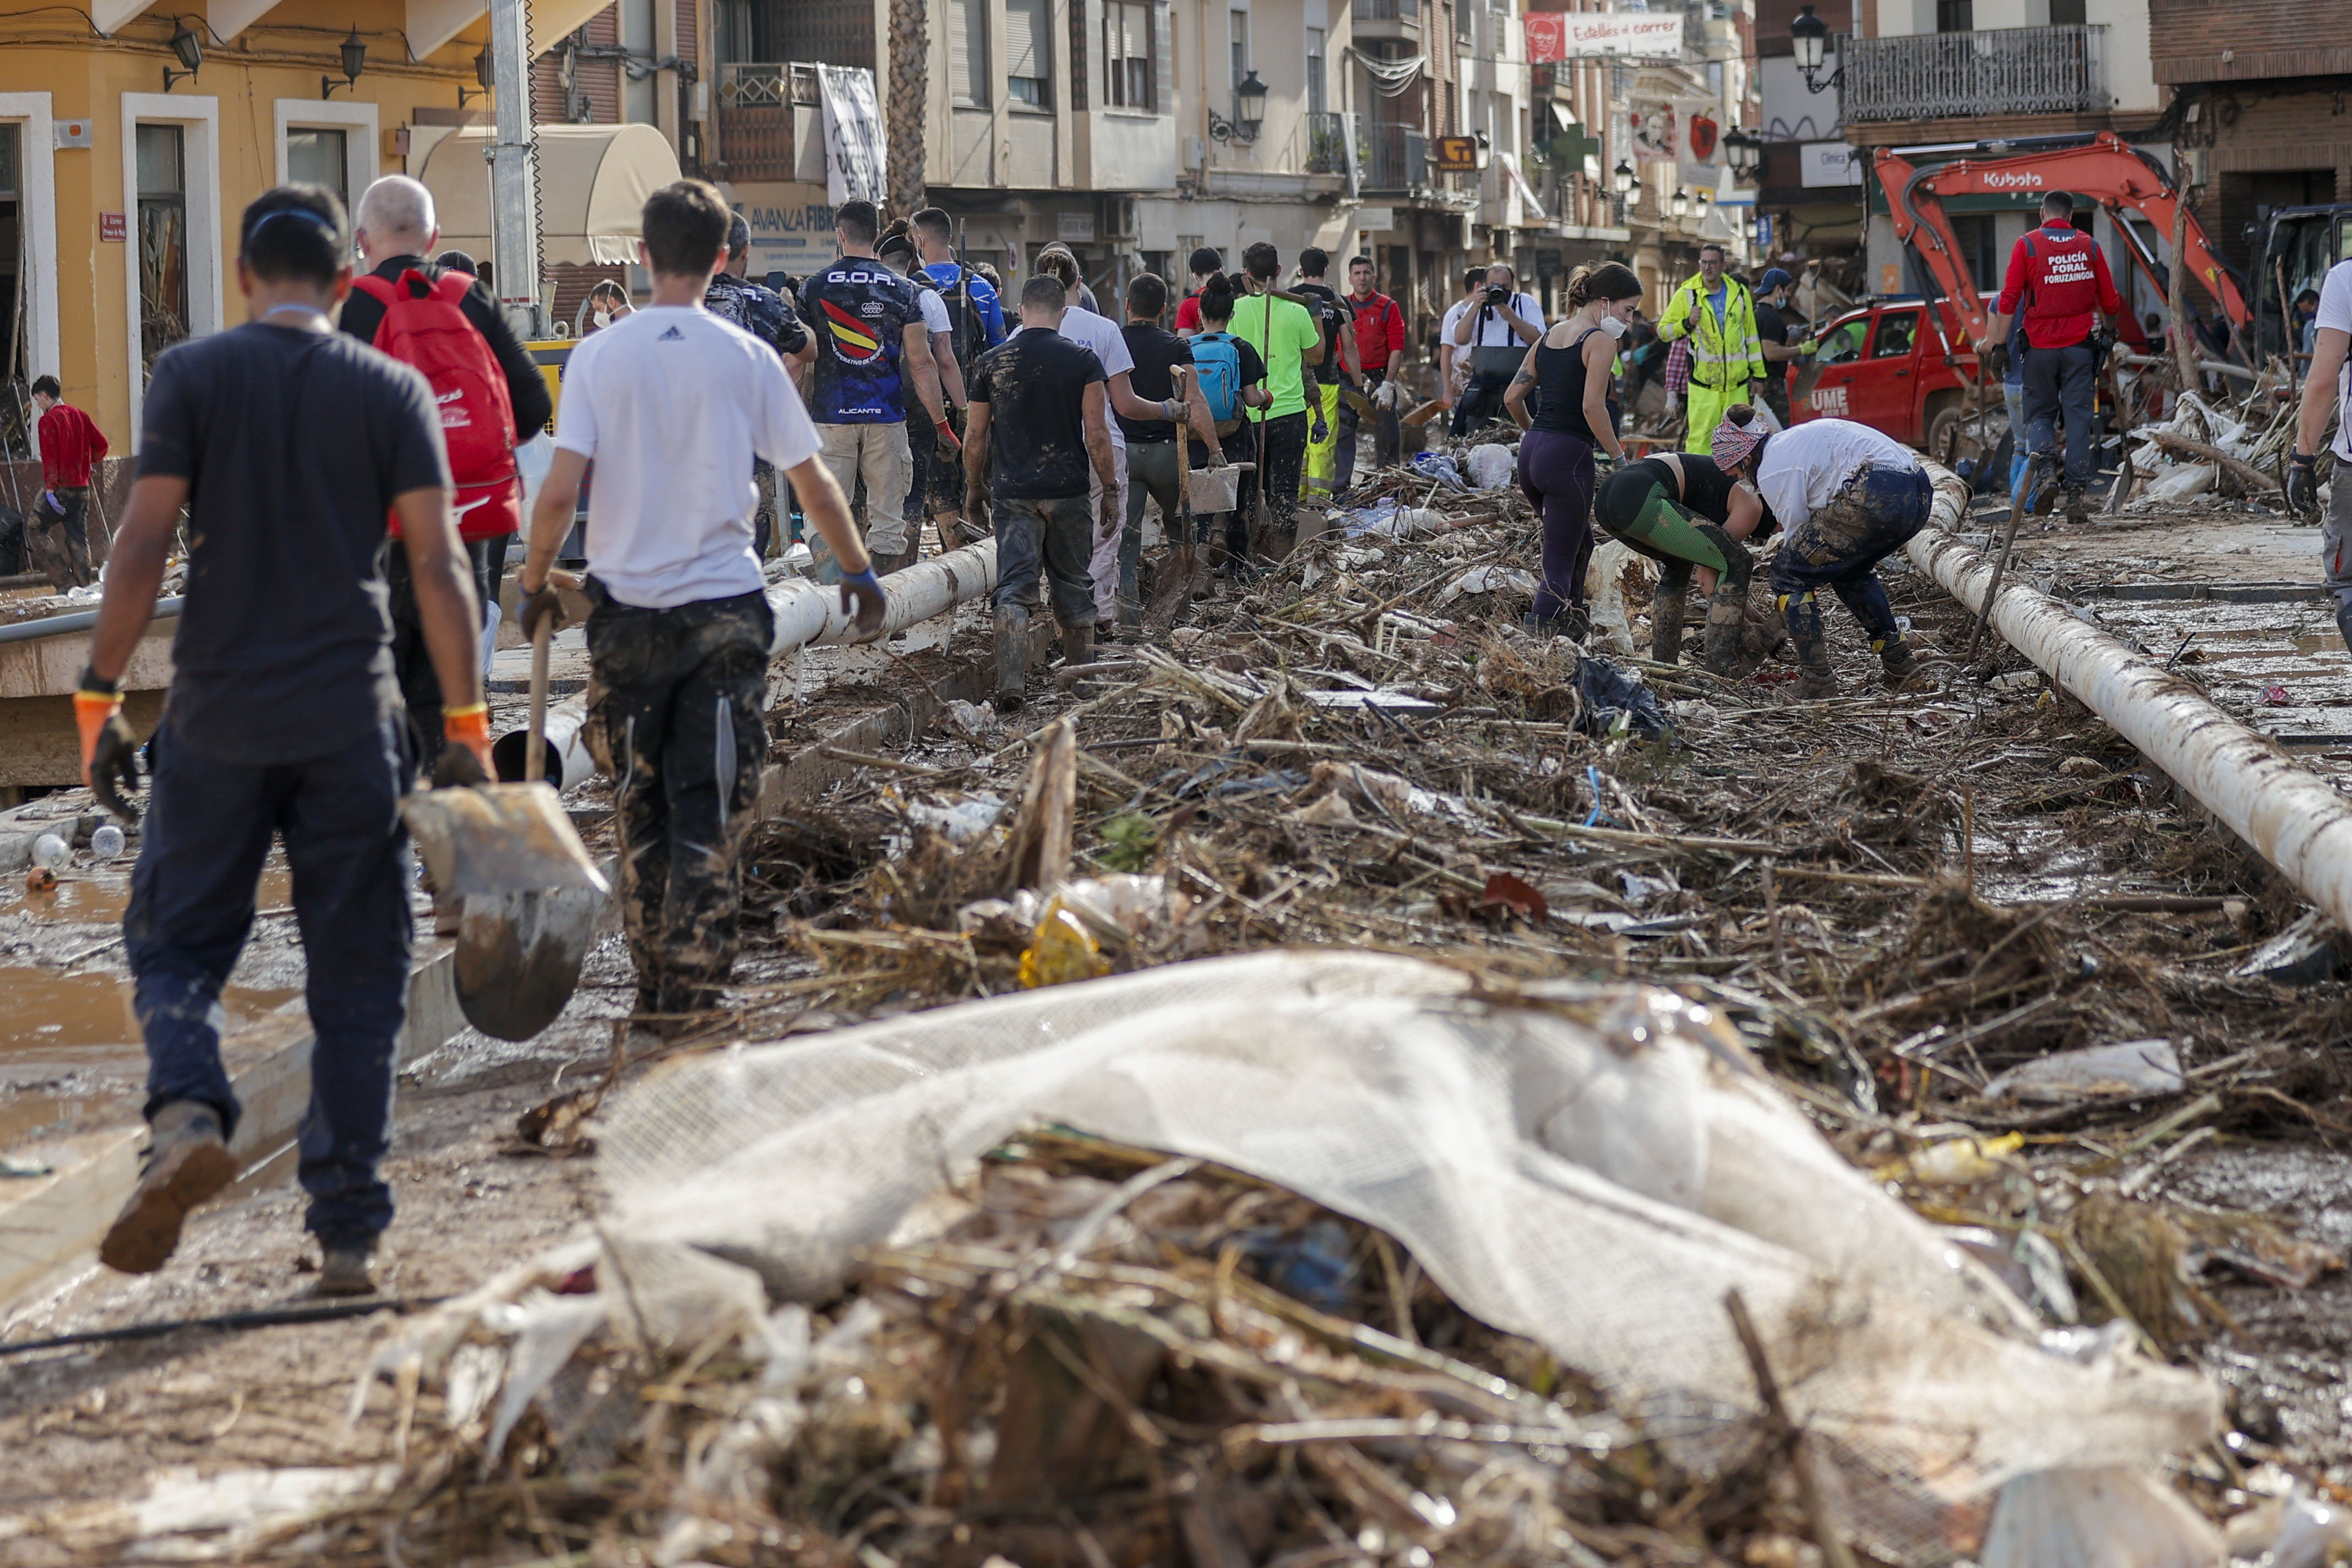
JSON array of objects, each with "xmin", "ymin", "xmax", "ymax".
[
  {"xmin": 1348, "ymin": 290, "xmax": 1406, "ymax": 371},
  {"xmin": 37, "ymin": 402, "xmax": 107, "ymax": 489},
  {"xmin": 1995, "ymin": 224, "xmax": 2124, "ymax": 350}
]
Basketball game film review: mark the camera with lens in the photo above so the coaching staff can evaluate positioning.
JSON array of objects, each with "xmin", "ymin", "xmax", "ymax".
[{"xmin": 1484, "ymin": 285, "xmax": 1510, "ymax": 307}]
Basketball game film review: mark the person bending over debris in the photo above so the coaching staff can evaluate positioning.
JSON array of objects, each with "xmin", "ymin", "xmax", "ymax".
[
  {"xmin": 1712, "ymin": 406, "xmax": 1932, "ymax": 698},
  {"xmin": 966, "ymin": 274, "xmax": 1115, "ymax": 711},
  {"xmin": 83, "ymin": 185, "xmax": 488, "ymax": 1296},
  {"xmin": 518, "ymin": 181, "xmax": 886, "ymax": 1029},
  {"xmin": 1504, "ymin": 262, "xmax": 1639, "ymax": 640},
  {"xmin": 1593, "ymin": 449, "xmax": 1771, "ymax": 674}
]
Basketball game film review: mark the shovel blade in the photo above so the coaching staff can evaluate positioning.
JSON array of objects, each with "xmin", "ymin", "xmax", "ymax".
[
  {"xmin": 401, "ymin": 782, "xmax": 609, "ymax": 900},
  {"xmin": 454, "ymin": 888, "xmax": 602, "ymax": 1041}
]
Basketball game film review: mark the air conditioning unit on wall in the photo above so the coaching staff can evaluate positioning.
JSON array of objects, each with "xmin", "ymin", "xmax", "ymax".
[{"xmin": 1101, "ymin": 195, "xmax": 1139, "ymax": 240}]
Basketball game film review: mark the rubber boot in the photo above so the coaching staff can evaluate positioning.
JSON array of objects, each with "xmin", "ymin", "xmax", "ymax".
[
  {"xmin": 1696, "ymin": 527, "xmax": 1755, "ymax": 677},
  {"xmin": 993, "ymin": 605, "xmax": 1031, "ymax": 713},
  {"xmin": 1063, "ymin": 622, "xmax": 1095, "ymax": 672},
  {"xmin": 1522, "ymin": 610, "xmax": 1565, "ymax": 639},
  {"xmin": 1781, "ymin": 590, "xmax": 1837, "ymax": 698},
  {"xmin": 1650, "ymin": 574, "xmax": 1689, "ymax": 666},
  {"xmin": 2061, "ymin": 486, "xmax": 2089, "ymax": 525}
]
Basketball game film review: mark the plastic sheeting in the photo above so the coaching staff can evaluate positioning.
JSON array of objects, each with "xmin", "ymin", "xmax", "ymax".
[{"xmin": 597, "ymin": 950, "xmax": 2218, "ymax": 1565}]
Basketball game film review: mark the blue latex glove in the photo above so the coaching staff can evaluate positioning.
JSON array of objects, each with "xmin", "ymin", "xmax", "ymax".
[{"xmin": 839, "ymin": 565, "xmax": 886, "ymax": 638}]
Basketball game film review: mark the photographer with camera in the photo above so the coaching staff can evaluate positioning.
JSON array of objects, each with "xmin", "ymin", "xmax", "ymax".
[{"xmin": 1447, "ymin": 263, "xmax": 1544, "ymax": 435}]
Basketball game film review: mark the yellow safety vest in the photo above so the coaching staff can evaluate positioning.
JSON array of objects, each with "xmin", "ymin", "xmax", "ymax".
[{"xmin": 1658, "ymin": 276, "xmax": 1766, "ymax": 391}]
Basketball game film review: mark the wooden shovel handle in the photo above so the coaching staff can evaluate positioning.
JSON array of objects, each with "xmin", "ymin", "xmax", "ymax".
[{"xmin": 525, "ymin": 614, "xmax": 553, "ymax": 785}]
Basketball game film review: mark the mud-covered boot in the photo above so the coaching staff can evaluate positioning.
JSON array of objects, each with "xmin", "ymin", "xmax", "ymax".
[
  {"xmin": 1879, "ymin": 639, "xmax": 1922, "ymax": 690},
  {"xmin": 2061, "ymin": 486, "xmax": 2089, "ymax": 525},
  {"xmin": 993, "ymin": 606, "xmax": 1031, "ymax": 712},
  {"xmin": 1063, "ymin": 622, "xmax": 1095, "ymax": 672},
  {"xmin": 2336, "ymin": 598, "xmax": 2352, "ymax": 658},
  {"xmin": 1695, "ymin": 526, "xmax": 1756, "ymax": 676},
  {"xmin": 1522, "ymin": 610, "xmax": 1565, "ymax": 639},
  {"xmin": 1782, "ymin": 590, "xmax": 1837, "ymax": 699},
  {"xmin": 99, "ymin": 1101, "xmax": 238, "ymax": 1275},
  {"xmin": 1649, "ymin": 574, "xmax": 1689, "ymax": 666}
]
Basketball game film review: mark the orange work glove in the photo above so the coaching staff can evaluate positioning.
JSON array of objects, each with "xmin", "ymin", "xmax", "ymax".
[
  {"xmin": 438, "ymin": 703, "xmax": 495, "ymax": 787},
  {"xmin": 75, "ymin": 668, "xmax": 140, "ymax": 823}
]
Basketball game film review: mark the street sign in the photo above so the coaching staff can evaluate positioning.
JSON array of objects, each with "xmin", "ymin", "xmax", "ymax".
[
  {"xmin": 1432, "ymin": 135, "xmax": 1479, "ymax": 173},
  {"xmin": 99, "ymin": 213, "xmax": 126, "ymax": 243}
]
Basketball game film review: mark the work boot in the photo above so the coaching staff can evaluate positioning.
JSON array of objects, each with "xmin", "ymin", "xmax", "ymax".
[
  {"xmin": 1063, "ymin": 622, "xmax": 1095, "ymax": 672},
  {"xmin": 993, "ymin": 606, "xmax": 1031, "ymax": 713},
  {"xmin": 1781, "ymin": 590, "xmax": 1837, "ymax": 699},
  {"xmin": 99, "ymin": 1101, "xmax": 239, "ymax": 1275},
  {"xmin": 313, "ymin": 1241, "xmax": 379, "ymax": 1298},
  {"xmin": 1522, "ymin": 611, "xmax": 1565, "ymax": 639},
  {"xmin": 1649, "ymin": 580, "xmax": 1688, "ymax": 666},
  {"xmin": 2335, "ymin": 599, "xmax": 2352, "ymax": 658},
  {"xmin": 2061, "ymin": 486, "xmax": 2089, "ymax": 525},
  {"xmin": 1702, "ymin": 596, "xmax": 1748, "ymax": 676},
  {"xmin": 1878, "ymin": 639, "xmax": 1923, "ymax": 691}
]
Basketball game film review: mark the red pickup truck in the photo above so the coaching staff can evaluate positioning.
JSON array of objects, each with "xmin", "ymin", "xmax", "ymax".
[{"xmin": 1789, "ymin": 296, "xmax": 1979, "ymax": 456}]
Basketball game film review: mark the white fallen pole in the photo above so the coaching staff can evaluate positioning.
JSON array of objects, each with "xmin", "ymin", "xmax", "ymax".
[
  {"xmin": 495, "ymin": 540, "xmax": 1001, "ymax": 786},
  {"xmin": 1907, "ymin": 460, "xmax": 2352, "ymax": 934}
]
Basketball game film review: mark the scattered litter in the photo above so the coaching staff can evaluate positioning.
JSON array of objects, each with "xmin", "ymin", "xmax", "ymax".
[
  {"xmin": 1408, "ymin": 450, "xmax": 1468, "ymax": 488},
  {"xmin": 1435, "ymin": 565, "xmax": 1537, "ymax": 605},
  {"xmin": 1574, "ymin": 656, "xmax": 1670, "ymax": 739},
  {"xmin": 2263, "ymin": 684, "xmax": 2293, "ymax": 706},
  {"xmin": 1464, "ymin": 442, "xmax": 1516, "ymax": 490},
  {"xmin": 941, "ymin": 698, "xmax": 1000, "ymax": 738},
  {"xmin": 1981, "ymin": 1038, "xmax": 2185, "ymax": 1103},
  {"xmin": 0, "ymin": 1154, "xmax": 53, "ymax": 1178}
]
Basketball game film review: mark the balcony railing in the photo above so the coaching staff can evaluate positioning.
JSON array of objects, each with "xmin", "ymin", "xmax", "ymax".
[
  {"xmin": 1839, "ymin": 24, "xmax": 2108, "ymax": 122},
  {"xmin": 1304, "ymin": 111, "xmax": 1347, "ymax": 175},
  {"xmin": 1357, "ymin": 0, "xmax": 1419, "ymax": 20},
  {"xmin": 1361, "ymin": 123, "xmax": 1426, "ymax": 193},
  {"xmin": 718, "ymin": 61, "xmax": 819, "ymax": 108}
]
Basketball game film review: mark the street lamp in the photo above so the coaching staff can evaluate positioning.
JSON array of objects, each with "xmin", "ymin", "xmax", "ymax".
[
  {"xmin": 1694, "ymin": 186, "xmax": 1712, "ymax": 218},
  {"xmin": 1723, "ymin": 127, "xmax": 1762, "ymax": 179},
  {"xmin": 1671, "ymin": 187, "xmax": 1690, "ymax": 219},
  {"xmin": 460, "ymin": 45, "xmax": 493, "ymax": 108},
  {"xmin": 1209, "ymin": 69, "xmax": 1268, "ymax": 144},
  {"xmin": 323, "ymin": 26, "xmax": 366, "ymax": 97},
  {"xmin": 1790, "ymin": 3, "xmax": 1841, "ymax": 94},
  {"xmin": 163, "ymin": 23, "xmax": 202, "ymax": 90},
  {"xmin": 1612, "ymin": 158, "xmax": 1635, "ymax": 197}
]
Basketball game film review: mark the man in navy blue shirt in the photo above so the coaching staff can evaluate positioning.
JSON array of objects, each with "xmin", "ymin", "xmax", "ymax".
[
  {"xmin": 79, "ymin": 184, "xmax": 487, "ymax": 1297},
  {"xmin": 799, "ymin": 199, "xmax": 950, "ymax": 575}
]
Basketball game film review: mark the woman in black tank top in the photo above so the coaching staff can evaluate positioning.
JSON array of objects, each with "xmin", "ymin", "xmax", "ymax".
[{"xmin": 1500, "ymin": 263, "xmax": 1642, "ymax": 639}]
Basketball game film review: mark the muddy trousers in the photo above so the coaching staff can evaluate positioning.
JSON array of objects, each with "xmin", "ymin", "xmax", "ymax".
[
  {"xmin": 2323, "ymin": 479, "xmax": 2352, "ymax": 654},
  {"xmin": 30, "ymin": 486, "xmax": 94, "ymax": 590},
  {"xmin": 993, "ymin": 493, "xmax": 1098, "ymax": 627},
  {"xmin": 1335, "ymin": 369, "xmax": 1401, "ymax": 488},
  {"xmin": 1234, "ymin": 412, "xmax": 1310, "ymax": 563},
  {"xmin": 584, "ymin": 584, "xmax": 774, "ymax": 1008},
  {"xmin": 1771, "ymin": 463, "xmax": 1932, "ymax": 676},
  {"xmin": 2022, "ymin": 340, "xmax": 2098, "ymax": 492},
  {"xmin": 1303, "ymin": 382, "xmax": 1342, "ymax": 497},
  {"xmin": 125, "ymin": 718, "xmax": 415, "ymax": 1247},
  {"xmin": 1517, "ymin": 428, "xmax": 1597, "ymax": 623},
  {"xmin": 1123, "ymin": 440, "xmax": 1190, "ymax": 619}
]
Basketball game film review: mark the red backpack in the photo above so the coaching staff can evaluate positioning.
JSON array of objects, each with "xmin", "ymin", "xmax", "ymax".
[{"xmin": 352, "ymin": 269, "xmax": 520, "ymax": 540}]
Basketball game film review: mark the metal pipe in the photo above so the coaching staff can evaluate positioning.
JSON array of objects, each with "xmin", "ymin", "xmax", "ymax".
[
  {"xmin": 0, "ymin": 596, "xmax": 183, "ymax": 646},
  {"xmin": 494, "ymin": 542, "xmax": 1000, "ymax": 784},
  {"xmin": 1907, "ymin": 461, "xmax": 2352, "ymax": 936}
]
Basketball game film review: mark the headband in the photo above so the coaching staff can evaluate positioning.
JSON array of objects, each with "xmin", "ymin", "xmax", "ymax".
[{"xmin": 1711, "ymin": 413, "xmax": 1767, "ymax": 473}]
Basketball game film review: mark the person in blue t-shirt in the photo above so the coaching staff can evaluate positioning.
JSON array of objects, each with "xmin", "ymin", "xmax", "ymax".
[
  {"xmin": 912, "ymin": 206, "xmax": 1007, "ymax": 373},
  {"xmin": 798, "ymin": 199, "xmax": 951, "ymax": 575}
]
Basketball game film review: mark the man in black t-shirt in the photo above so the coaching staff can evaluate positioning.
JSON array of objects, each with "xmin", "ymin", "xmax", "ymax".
[
  {"xmin": 966, "ymin": 274, "xmax": 1115, "ymax": 709},
  {"xmin": 706, "ymin": 212, "xmax": 813, "ymax": 559},
  {"xmin": 79, "ymin": 185, "xmax": 486, "ymax": 1297},
  {"xmin": 1117, "ymin": 273, "xmax": 1223, "ymax": 635},
  {"xmin": 1751, "ymin": 267, "xmax": 1801, "ymax": 429}
]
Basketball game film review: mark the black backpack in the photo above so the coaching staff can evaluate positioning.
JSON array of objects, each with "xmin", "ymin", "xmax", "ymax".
[{"xmin": 939, "ymin": 263, "xmax": 995, "ymax": 369}]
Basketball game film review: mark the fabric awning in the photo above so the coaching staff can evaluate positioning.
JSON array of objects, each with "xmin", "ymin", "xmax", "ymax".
[{"xmin": 417, "ymin": 123, "xmax": 682, "ymax": 269}]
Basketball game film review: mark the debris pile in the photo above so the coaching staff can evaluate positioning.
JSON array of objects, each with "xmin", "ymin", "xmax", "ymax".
[
  {"xmin": 2120, "ymin": 391, "xmax": 2295, "ymax": 509},
  {"xmin": 309, "ymin": 952, "xmax": 2229, "ymax": 1568}
]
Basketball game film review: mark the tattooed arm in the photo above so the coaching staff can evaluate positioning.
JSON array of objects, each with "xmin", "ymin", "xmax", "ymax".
[{"xmin": 1502, "ymin": 342, "xmax": 1541, "ymax": 431}]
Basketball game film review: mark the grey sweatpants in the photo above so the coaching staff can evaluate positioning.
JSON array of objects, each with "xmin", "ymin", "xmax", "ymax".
[{"xmin": 2324, "ymin": 471, "xmax": 2352, "ymax": 614}]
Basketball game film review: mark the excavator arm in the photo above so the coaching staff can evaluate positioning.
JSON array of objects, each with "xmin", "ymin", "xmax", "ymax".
[{"xmin": 1875, "ymin": 132, "xmax": 2252, "ymax": 352}]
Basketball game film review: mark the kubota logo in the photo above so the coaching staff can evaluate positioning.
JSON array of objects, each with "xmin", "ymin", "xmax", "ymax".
[{"xmin": 1982, "ymin": 172, "xmax": 2044, "ymax": 188}]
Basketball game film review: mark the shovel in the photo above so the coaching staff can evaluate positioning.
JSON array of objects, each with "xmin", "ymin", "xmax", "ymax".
[
  {"xmin": 401, "ymin": 615, "xmax": 609, "ymax": 1042},
  {"xmin": 1147, "ymin": 366, "xmax": 1199, "ymax": 622}
]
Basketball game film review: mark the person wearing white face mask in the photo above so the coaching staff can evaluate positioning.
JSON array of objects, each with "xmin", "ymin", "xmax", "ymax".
[{"xmin": 1502, "ymin": 262, "xmax": 1641, "ymax": 639}]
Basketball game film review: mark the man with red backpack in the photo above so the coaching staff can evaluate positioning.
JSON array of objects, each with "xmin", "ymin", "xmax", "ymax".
[
  {"xmin": 1987, "ymin": 190, "xmax": 2123, "ymax": 524},
  {"xmin": 344, "ymin": 176, "xmax": 552, "ymax": 766}
]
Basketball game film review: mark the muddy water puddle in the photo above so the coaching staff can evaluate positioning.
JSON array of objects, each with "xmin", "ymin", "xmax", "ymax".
[{"xmin": 0, "ymin": 865, "xmax": 292, "ymax": 927}]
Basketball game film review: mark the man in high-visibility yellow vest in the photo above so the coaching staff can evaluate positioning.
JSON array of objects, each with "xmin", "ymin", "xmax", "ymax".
[{"xmin": 1656, "ymin": 243, "xmax": 1768, "ymax": 454}]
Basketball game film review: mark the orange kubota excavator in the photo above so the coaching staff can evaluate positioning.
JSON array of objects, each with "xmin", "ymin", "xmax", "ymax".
[{"xmin": 1869, "ymin": 134, "xmax": 2254, "ymax": 476}]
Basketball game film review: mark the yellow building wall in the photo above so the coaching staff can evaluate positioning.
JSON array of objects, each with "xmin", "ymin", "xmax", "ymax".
[{"xmin": 0, "ymin": 0, "xmax": 487, "ymax": 447}]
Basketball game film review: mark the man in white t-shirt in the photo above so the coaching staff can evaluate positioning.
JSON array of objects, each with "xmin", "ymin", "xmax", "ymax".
[
  {"xmin": 515, "ymin": 181, "xmax": 887, "ymax": 1027},
  {"xmin": 2290, "ymin": 257, "xmax": 2352, "ymax": 652},
  {"xmin": 1435, "ymin": 268, "xmax": 1485, "ymax": 415},
  {"xmin": 1449, "ymin": 263, "xmax": 1545, "ymax": 434},
  {"xmin": 1035, "ymin": 246, "xmax": 1173, "ymax": 634}
]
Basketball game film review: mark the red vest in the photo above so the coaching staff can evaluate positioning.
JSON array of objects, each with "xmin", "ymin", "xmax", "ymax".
[{"xmin": 2007, "ymin": 226, "xmax": 2110, "ymax": 350}]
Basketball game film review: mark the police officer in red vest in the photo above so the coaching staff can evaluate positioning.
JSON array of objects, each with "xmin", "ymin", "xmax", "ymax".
[{"xmin": 1985, "ymin": 190, "xmax": 2122, "ymax": 524}]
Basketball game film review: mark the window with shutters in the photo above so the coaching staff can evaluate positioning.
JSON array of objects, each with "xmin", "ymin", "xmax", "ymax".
[
  {"xmin": 1229, "ymin": 9, "xmax": 1248, "ymax": 89},
  {"xmin": 951, "ymin": 0, "xmax": 988, "ymax": 106},
  {"xmin": 1006, "ymin": 0, "xmax": 1052, "ymax": 108},
  {"xmin": 1306, "ymin": 28, "xmax": 1325, "ymax": 115},
  {"xmin": 1104, "ymin": 0, "xmax": 1154, "ymax": 111}
]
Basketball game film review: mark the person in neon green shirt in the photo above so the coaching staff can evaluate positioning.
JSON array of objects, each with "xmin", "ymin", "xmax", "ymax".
[{"xmin": 1226, "ymin": 241, "xmax": 1324, "ymax": 561}]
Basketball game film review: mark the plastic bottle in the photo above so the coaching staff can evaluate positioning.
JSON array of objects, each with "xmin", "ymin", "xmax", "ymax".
[
  {"xmin": 91, "ymin": 824, "xmax": 126, "ymax": 860},
  {"xmin": 31, "ymin": 834, "xmax": 68, "ymax": 869}
]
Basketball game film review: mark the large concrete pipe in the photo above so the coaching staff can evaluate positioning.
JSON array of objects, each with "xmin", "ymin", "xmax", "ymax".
[
  {"xmin": 493, "ymin": 541, "xmax": 1001, "ymax": 784},
  {"xmin": 1907, "ymin": 461, "xmax": 2352, "ymax": 935}
]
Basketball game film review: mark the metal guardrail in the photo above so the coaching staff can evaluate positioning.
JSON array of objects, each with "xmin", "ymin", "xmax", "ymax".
[
  {"xmin": 1362, "ymin": 123, "xmax": 1425, "ymax": 192},
  {"xmin": 1839, "ymin": 25, "xmax": 2108, "ymax": 121},
  {"xmin": 1357, "ymin": 0, "xmax": 1419, "ymax": 21}
]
